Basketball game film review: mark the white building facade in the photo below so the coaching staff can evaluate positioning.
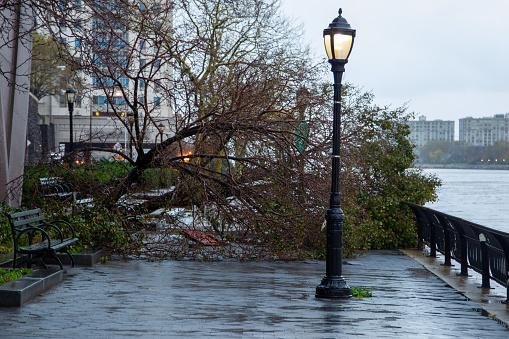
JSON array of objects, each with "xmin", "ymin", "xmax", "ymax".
[
  {"xmin": 407, "ymin": 115, "xmax": 455, "ymax": 148},
  {"xmin": 38, "ymin": 0, "xmax": 173, "ymax": 157},
  {"xmin": 459, "ymin": 114, "xmax": 509, "ymax": 146}
]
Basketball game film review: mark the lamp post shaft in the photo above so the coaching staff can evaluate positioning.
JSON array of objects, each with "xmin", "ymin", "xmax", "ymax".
[
  {"xmin": 316, "ymin": 62, "xmax": 351, "ymax": 298},
  {"xmin": 68, "ymin": 102, "xmax": 74, "ymax": 154},
  {"xmin": 129, "ymin": 123, "xmax": 133, "ymax": 158},
  {"xmin": 327, "ymin": 66, "xmax": 344, "ymax": 278}
]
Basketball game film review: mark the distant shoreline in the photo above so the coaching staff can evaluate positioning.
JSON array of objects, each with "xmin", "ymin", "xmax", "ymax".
[{"xmin": 413, "ymin": 164, "xmax": 509, "ymax": 170}]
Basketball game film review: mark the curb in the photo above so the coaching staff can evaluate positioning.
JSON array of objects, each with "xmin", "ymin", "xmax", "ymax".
[
  {"xmin": 402, "ymin": 248, "xmax": 509, "ymax": 328},
  {"xmin": 0, "ymin": 249, "xmax": 104, "ymax": 268},
  {"xmin": 0, "ymin": 266, "xmax": 64, "ymax": 307}
]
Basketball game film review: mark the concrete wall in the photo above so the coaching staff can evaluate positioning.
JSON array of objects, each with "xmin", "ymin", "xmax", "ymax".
[{"xmin": 0, "ymin": 2, "xmax": 33, "ymax": 207}]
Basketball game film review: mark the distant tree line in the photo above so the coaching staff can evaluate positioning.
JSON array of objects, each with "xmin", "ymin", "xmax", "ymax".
[{"xmin": 416, "ymin": 141, "xmax": 509, "ymax": 164}]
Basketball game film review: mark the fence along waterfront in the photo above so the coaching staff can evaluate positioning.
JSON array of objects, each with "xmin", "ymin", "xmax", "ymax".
[{"xmin": 407, "ymin": 203, "xmax": 509, "ymax": 302}]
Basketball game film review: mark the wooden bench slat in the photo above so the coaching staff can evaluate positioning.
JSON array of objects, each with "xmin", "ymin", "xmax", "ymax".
[
  {"xmin": 8, "ymin": 208, "xmax": 42, "ymax": 219},
  {"xmin": 10, "ymin": 215, "xmax": 46, "ymax": 228},
  {"xmin": 18, "ymin": 237, "xmax": 79, "ymax": 253}
]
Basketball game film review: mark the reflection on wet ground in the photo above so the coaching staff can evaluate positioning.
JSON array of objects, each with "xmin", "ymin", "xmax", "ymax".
[{"xmin": 0, "ymin": 251, "xmax": 507, "ymax": 338}]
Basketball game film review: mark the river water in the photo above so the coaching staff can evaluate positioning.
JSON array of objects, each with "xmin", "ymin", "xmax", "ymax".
[{"xmin": 422, "ymin": 168, "xmax": 509, "ymax": 233}]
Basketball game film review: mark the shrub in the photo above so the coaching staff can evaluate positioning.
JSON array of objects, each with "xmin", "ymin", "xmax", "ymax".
[
  {"xmin": 0, "ymin": 268, "xmax": 32, "ymax": 284},
  {"xmin": 46, "ymin": 207, "xmax": 143, "ymax": 254},
  {"xmin": 0, "ymin": 204, "xmax": 14, "ymax": 253}
]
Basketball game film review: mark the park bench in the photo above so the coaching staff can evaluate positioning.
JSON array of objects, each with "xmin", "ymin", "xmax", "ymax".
[
  {"xmin": 38, "ymin": 177, "xmax": 94, "ymax": 211},
  {"xmin": 6, "ymin": 208, "xmax": 79, "ymax": 270},
  {"xmin": 39, "ymin": 177, "xmax": 73, "ymax": 200}
]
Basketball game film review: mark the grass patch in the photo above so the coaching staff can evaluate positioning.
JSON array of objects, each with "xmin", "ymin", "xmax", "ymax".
[
  {"xmin": 351, "ymin": 286, "xmax": 373, "ymax": 298},
  {"xmin": 0, "ymin": 268, "xmax": 32, "ymax": 285}
]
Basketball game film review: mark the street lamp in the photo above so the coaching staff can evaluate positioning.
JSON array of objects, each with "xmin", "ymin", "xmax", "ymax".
[
  {"xmin": 65, "ymin": 88, "xmax": 76, "ymax": 156},
  {"xmin": 157, "ymin": 123, "xmax": 165, "ymax": 144},
  {"xmin": 315, "ymin": 8, "xmax": 356, "ymax": 299}
]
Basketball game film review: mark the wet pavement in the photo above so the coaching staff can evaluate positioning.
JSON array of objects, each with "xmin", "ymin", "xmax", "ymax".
[{"xmin": 0, "ymin": 251, "xmax": 508, "ymax": 338}]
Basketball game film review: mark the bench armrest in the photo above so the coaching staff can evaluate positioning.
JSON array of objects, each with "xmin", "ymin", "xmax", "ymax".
[
  {"xmin": 48, "ymin": 219, "xmax": 77, "ymax": 239},
  {"xmin": 15, "ymin": 227, "xmax": 51, "ymax": 250},
  {"xmin": 41, "ymin": 221, "xmax": 65, "ymax": 242}
]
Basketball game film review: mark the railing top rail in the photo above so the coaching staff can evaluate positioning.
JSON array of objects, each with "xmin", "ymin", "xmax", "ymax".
[{"xmin": 405, "ymin": 202, "xmax": 509, "ymax": 239}]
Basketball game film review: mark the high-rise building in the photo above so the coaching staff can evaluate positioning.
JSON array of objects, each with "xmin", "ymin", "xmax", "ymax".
[
  {"xmin": 459, "ymin": 114, "xmax": 509, "ymax": 146},
  {"xmin": 407, "ymin": 115, "xmax": 455, "ymax": 148}
]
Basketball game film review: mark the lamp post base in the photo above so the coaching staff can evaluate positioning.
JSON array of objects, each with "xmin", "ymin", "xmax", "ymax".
[{"xmin": 315, "ymin": 276, "xmax": 351, "ymax": 298}]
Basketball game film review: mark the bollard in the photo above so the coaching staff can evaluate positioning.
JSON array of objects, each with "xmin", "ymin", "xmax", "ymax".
[{"xmin": 479, "ymin": 233, "xmax": 491, "ymax": 289}]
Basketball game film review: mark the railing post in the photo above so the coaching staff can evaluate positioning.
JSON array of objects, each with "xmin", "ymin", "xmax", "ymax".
[
  {"xmin": 458, "ymin": 234, "xmax": 469, "ymax": 276},
  {"xmin": 479, "ymin": 233, "xmax": 491, "ymax": 289},
  {"xmin": 428, "ymin": 213, "xmax": 437, "ymax": 258},
  {"xmin": 449, "ymin": 218, "xmax": 469, "ymax": 276},
  {"xmin": 409, "ymin": 205, "xmax": 424, "ymax": 250},
  {"xmin": 507, "ymin": 275, "xmax": 509, "ymax": 304},
  {"xmin": 441, "ymin": 216, "xmax": 452, "ymax": 266}
]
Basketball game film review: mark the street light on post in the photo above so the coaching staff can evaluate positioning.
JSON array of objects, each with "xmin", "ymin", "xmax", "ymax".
[
  {"xmin": 315, "ymin": 8, "xmax": 356, "ymax": 299},
  {"xmin": 65, "ymin": 88, "xmax": 76, "ymax": 157},
  {"xmin": 157, "ymin": 123, "xmax": 165, "ymax": 144}
]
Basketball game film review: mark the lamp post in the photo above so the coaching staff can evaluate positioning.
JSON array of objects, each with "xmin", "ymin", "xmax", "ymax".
[
  {"xmin": 127, "ymin": 112, "xmax": 135, "ymax": 158},
  {"xmin": 65, "ymin": 88, "xmax": 76, "ymax": 156},
  {"xmin": 157, "ymin": 123, "xmax": 165, "ymax": 144},
  {"xmin": 315, "ymin": 8, "xmax": 356, "ymax": 299}
]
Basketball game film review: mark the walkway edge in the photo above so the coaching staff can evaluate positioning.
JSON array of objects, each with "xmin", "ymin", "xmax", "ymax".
[
  {"xmin": 402, "ymin": 249, "xmax": 509, "ymax": 328},
  {"xmin": 0, "ymin": 266, "xmax": 64, "ymax": 307}
]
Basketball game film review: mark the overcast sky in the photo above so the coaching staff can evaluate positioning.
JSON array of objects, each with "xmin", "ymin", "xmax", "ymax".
[{"xmin": 279, "ymin": 0, "xmax": 509, "ymax": 123}]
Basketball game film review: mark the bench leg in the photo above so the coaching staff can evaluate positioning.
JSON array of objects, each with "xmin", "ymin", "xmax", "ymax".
[
  {"xmin": 38, "ymin": 254, "xmax": 48, "ymax": 270},
  {"xmin": 63, "ymin": 249, "xmax": 75, "ymax": 268},
  {"xmin": 50, "ymin": 250, "xmax": 64, "ymax": 270}
]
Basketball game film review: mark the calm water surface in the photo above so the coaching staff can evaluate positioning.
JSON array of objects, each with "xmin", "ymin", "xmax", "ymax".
[{"xmin": 422, "ymin": 168, "xmax": 509, "ymax": 233}]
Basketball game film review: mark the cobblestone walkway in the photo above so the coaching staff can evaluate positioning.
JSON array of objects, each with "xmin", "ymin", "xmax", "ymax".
[{"xmin": 0, "ymin": 251, "xmax": 507, "ymax": 338}]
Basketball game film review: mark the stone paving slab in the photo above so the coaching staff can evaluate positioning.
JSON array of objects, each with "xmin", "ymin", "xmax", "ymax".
[
  {"xmin": 0, "ymin": 250, "xmax": 507, "ymax": 338},
  {"xmin": 403, "ymin": 249, "xmax": 509, "ymax": 327}
]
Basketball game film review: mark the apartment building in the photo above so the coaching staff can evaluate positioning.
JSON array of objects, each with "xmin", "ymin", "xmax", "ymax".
[
  {"xmin": 407, "ymin": 115, "xmax": 455, "ymax": 148},
  {"xmin": 38, "ymin": 0, "xmax": 173, "ymax": 156},
  {"xmin": 459, "ymin": 114, "xmax": 509, "ymax": 146}
]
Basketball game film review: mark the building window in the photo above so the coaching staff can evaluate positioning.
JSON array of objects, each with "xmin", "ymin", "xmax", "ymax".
[
  {"xmin": 59, "ymin": 94, "xmax": 66, "ymax": 107},
  {"xmin": 93, "ymin": 95, "xmax": 107, "ymax": 105},
  {"xmin": 75, "ymin": 95, "xmax": 82, "ymax": 108},
  {"xmin": 92, "ymin": 76, "xmax": 115, "ymax": 88},
  {"xmin": 113, "ymin": 97, "xmax": 126, "ymax": 105},
  {"xmin": 139, "ymin": 39, "xmax": 146, "ymax": 50},
  {"xmin": 119, "ymin": 77, "xmax": 129, "ymax": 87},
  {"xmin": 153, "ymin": 96, "xmax": 161, "ymax": 107}
]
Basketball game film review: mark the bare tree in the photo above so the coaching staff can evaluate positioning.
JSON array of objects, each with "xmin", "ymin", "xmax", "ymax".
[
  {"xmin": 28, "ymin": 1, "xmax": 313, "ymax": 197},
  {"xmin": 3, "ymin": 1, "xmax": 438, "ymax": 257}
]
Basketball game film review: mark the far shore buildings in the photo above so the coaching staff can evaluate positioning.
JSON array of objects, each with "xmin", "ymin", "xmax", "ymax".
[
  {"xmin": 459, "ymin": 114, "xmax": 509, "ymax": 146},
  {"xmin": 407, "ymin": 115, "xmax": 455, "ymax": 148}
]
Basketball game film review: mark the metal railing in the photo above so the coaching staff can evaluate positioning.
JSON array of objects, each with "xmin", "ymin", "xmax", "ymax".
[{"xmin": 406, "ymin": 203, "xmax": 509, "ymax": 302}]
